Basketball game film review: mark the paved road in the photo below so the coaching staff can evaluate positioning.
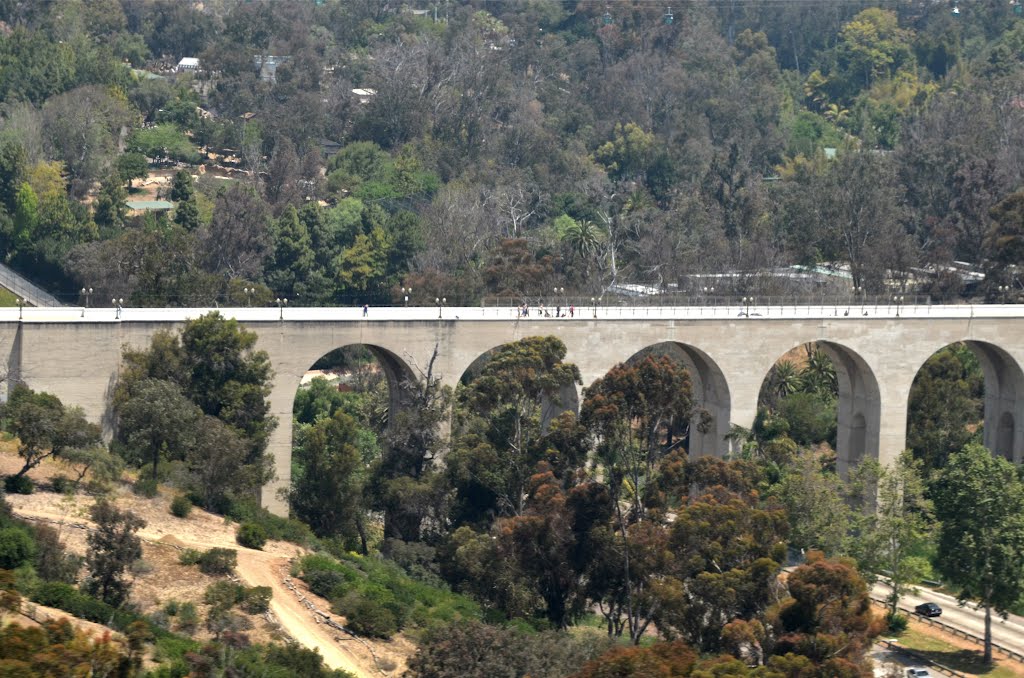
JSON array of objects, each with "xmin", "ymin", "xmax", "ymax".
[
  {"xmin": 1, "ymin": 303, "xmax": 1023, "ymax": 323},
  {"xmin": 875, "ymin": 581, "xmax": 1024, "ymax": 657}
]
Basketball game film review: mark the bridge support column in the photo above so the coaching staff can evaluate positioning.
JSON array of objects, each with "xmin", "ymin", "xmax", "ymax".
[
  {"xmin": 969, "ymin": 342, "xmax": 1024, "ymax": 463},
  {"xmin": 820, "ymin": 343, "xmax": 882, "ymax": 477},
  {"xmin": 875, "ymin": 392, "xmax": 908, "ymax": 470},
  {"xmin": 261, "ymin": 382, "xmax": 295, "ymax": 517},
  {"xmin": 676, "ymin": 345, "xmax": 732, "ymax": 458}
]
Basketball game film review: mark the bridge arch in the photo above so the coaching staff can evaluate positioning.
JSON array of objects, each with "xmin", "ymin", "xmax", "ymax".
[
  {"xmin": 757, "ymin": 341, "xmax": 881, "ymax": 475},
  {"xmin": 294, "ymin": 343, "xmax": 419, "ymax": 430},
  {"xmin": 614, "ymin": 342, "xmax": 732, "ymax": 458},
  {"xmin": 907, "ymin": 340, "xmax": 1024, "ymax": 464}
]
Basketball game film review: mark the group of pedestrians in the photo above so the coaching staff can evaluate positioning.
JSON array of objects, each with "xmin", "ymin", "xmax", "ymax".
[
  {"xmin": 359, "ymin": 301, "xmax": 580, "ymax": 319},
  {"xmin": 517, "ymin": 303, "xmax": 575, "ymax": 318}
]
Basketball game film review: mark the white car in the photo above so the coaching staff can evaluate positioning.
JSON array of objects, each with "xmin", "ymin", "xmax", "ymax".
[{"xmin": 906, "ymin": 669, "xmax": 931, "ymax": 677}]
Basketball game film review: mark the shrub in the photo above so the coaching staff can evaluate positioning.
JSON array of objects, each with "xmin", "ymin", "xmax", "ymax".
[
  {"xmin": 296, "ymin": 552, "xmax": 480, "ymax": 637},
  {"xmin": 178, "ymin": 549, "xmax": 202, "ymax": 566},
  {"xmin": 176, "ymin": 602, "xmax": 198, "ymax": 635},
  {"xmin": 163, "ymin": 599, "xmax": 180, "ymax": 617},
  {"xmin": 236, "ymin": 522, "xmax": 267, "ymax": 550},
  {"xmin": 240, "ymin": 585, "xmax": 272, "ymax": 614},
  {"xmin": 304, "ymin": 568, "xmax": 351, "ymax": 600},
  {"xmin": 5, "ymin": 475, "xmax": 34, "ymax": 494},
  {"xmin": 170, "ymin": 496, "xmax": 192, "ymax": 518},
  {"xmin": 0, "ymin": 526, "xmax": 35, "ymax": 569},
  {"xmin": 338, "ymin": 593, "xmax": 398, "ymax": 639},
  {"xmin": 133, "ymin": 477, "xmax": 158, "ymax": 498},
  {"xmin": 32, "ymin": 581, "xmax": 114, "ymax": 624},
  {"xmin": 196, "ymin": 548, "xmax": 237, "ymax": 576},
  {"xmin": 225, "ymin": 499, "xmax": 316, "ymax": 546},
  {"xmin": 50, "ymin": 475, "xmax": 72, "ymax": 494},
  {"xmin": 150, "ymin": 609, "xmax": 171, "ymax": 630},
  {"xmin": 131, "ymin": 559, "xmax": 154, "ymax": 575},
  {"xmin": 204, "ymin": 580, "xmax": 244, "ymax": 609},
  {"xmin": 886, "ymin": 612, "xmax": 909, "ymax": 633}
]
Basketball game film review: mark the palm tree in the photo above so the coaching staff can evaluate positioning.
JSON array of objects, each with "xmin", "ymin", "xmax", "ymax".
[
  {"xmin": 824, "ymin": 102, "xmax": 850, "ymax": 125},
  {"xmin": 562, "ymin": 218, "xmax": 605, "ymax": 261},
  {"xmin": 772, "ymin": 361, "xmax": 803, "ymax": 399},
  {"xmin": 801, "ymin": 345, "xmax": 838, "ymax": 396}
]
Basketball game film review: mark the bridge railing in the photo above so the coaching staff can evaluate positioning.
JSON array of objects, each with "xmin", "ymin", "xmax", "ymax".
[
  {"xmin": 0, "ymin": 302, "xmax": 1019, "ymax": 323},
  {"xmin": 479, "ymin": 294, "xmax": 934, "ymax": 311}
]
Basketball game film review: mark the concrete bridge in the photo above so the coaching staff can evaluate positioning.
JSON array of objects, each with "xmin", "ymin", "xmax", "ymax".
[{"xmin": 2, "ymin": 303, "xmax": 1022, "ymax": 515}]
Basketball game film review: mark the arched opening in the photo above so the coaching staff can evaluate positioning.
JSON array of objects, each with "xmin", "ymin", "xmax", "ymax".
[
  {"xmin": 907, "ymin": 341, "xmax": 1022, "ymax": 471},
  {"xmin": 755, "ymin": 341, "xmax": 880, "ymax": 476},
  {"xmin": 290, "ymin": 344, "xmax": 418, "ymax": 549},
  {"xmin": 619, "ymin": 342, "xmax": 731, "ymax": 458}
]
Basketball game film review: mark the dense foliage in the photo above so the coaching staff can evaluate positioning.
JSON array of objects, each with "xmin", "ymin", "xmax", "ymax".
[{"xmin": 0, "ymin": 1, "xmax": 1019, "ymax": 304}]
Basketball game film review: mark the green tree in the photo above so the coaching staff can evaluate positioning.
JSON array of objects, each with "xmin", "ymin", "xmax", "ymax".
[
  {"xmin": 265, "ymin": 205, "xmax": 314, "ymax": 297},
  {"xmin": 594, "ymin": 122, "xmax": 656, "ymax": 181},
  {"xmin": 581, "ymin": 355, "xmax": 693, "ymax": 521},
  {"xmin": 85, "ymin": 500, "xmax": 145, "ymax": 607},
  {"xmin": 986, "ymin": 189, "xmax": 1024, "ymax": 268},
  {"xmin": 775, "ymin": 449, "xmax": 851, "ymax": 556},
  {"xmin": 188, "ymin": 415, "xmax": 269, "ymax": 511},
  {"xmin": 854, "ymin": 452, "xmax": 933, "ymax": 617},
  {"xmin": 115, "ymin": 152, "xmax": 148, "ymax": 187},
  {"xmin": 831, "ymin": 8, "xmax": 915, "ymax": 100},
  {"xmin": 370, "ymin": 348, "xmax": 451, "ymax": 542},
  {"xmin": 116, "ymin": 378, "xmax": 199, "ymax": 482},
  {"xmin": 11, "ymin": 181, "xmax": 38, "ymax": 254},
  {"xmin": 2, "ymin": 383, "xmax": 101, "ymax": 480},
  {"xmin": 93, "ymin": 173, "xmax": 128, "ymax": 233},
  {"xmin": 907, "ymin": 345, "xmax": 982, "ymax": 472},
  {"xmin": 170, "ymin": 169, "xmax": 201, "ymax": 232},
  {"xmin": 173, "ymin": 192, "xmax": 201, "ymax": 232},
  {"xmin": 0, "ymin": 140, "xmax": 27, "ymax": 214},
  {"xmin": 179, "ymin": 312, "xmax": 275, "ymax": 459},
  {"xmin": 448, "ymin": 336, "xmax": 581, "ymax": 524},
  {"xmin": 290, "ymin": 410, "xmax": 368, "ymax": 552},
  {"xmin": 656, "ymin": 485, "xmax": 787, "ymax": 652},
  {"xmin": 933, "ymin": 443, "xmax": 1024, "ymax": 664},
  {"xmin": 113, "ymin": 314, "xmax": 276, "ymax": 492}
]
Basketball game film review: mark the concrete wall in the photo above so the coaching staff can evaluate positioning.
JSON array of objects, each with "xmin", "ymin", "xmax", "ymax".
[{"xmin": 4, "ymin": 311, "xmax": 1024, "ymax": 516}]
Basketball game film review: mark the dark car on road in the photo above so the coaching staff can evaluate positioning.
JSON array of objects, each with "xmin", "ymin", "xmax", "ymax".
[{"xmin": 915, "ymin": 602, "xmax": 942, "ymax": 617}]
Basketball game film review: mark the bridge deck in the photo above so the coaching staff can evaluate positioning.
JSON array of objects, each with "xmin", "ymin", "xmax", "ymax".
[{"xmin": 0, "ymin": 304, "xmax": 1020, "ymax": 323}]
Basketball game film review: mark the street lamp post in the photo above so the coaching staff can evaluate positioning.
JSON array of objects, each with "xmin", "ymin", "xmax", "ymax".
[
  {"xmin": 402, "ymin": 286, "xmax": 412, "ymax": 307},
  {"xmin": 998, "ymin": 285, "xmax": 1010, "ymax": 303},
  {"xmin": 80, "ymin": 287, "xmax": 93, "ymax": 317},
  {"xmin": 16, "ymin": 298, "xmax": 23, "ymax": 320},
  {"xmin": 742, "ymin": 296, "xmax": 753, "ymax": 317},
  {"xmin": 243, "ymin": 287, "xmax": 254, "ymax": 307},
  {"xmin": 893, "ymin": 295, "xmax": 904, "ymax": 317},
  {"xmin": 853, "ymin": 286, "xmax": 864, "ymax": 316},
  {"xmin": 276, "ymin": 297, "xmax": 288, "ymax": 320},
  {"xmin": 436, "ymin": 296, "xmax": 446, "ymax": 318},
  {"xmin": 554, "ymin": 287, "xmax": 565, "ymax": 314},
  {"xmin": 112, "ymin": 298, "xmax": 123, "ymax": 320},
  {"xmin": 591, "ymin": 297, "xmax": 597, "ymax": 318}
]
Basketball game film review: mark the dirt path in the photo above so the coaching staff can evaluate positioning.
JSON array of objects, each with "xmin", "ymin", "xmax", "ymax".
[
  {"xmin": 7, "ymin": 496, "xmax": 379, "ymax": 678},
  {"xmin": 234, "ymin": 552, "xmax": 375, "ymax": 678}
]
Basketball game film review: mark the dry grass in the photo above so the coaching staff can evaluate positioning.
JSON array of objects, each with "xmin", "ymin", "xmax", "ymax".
[{"xmin": 894, "ymin": 624, "xmax": 1024, "ymax": 677}]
